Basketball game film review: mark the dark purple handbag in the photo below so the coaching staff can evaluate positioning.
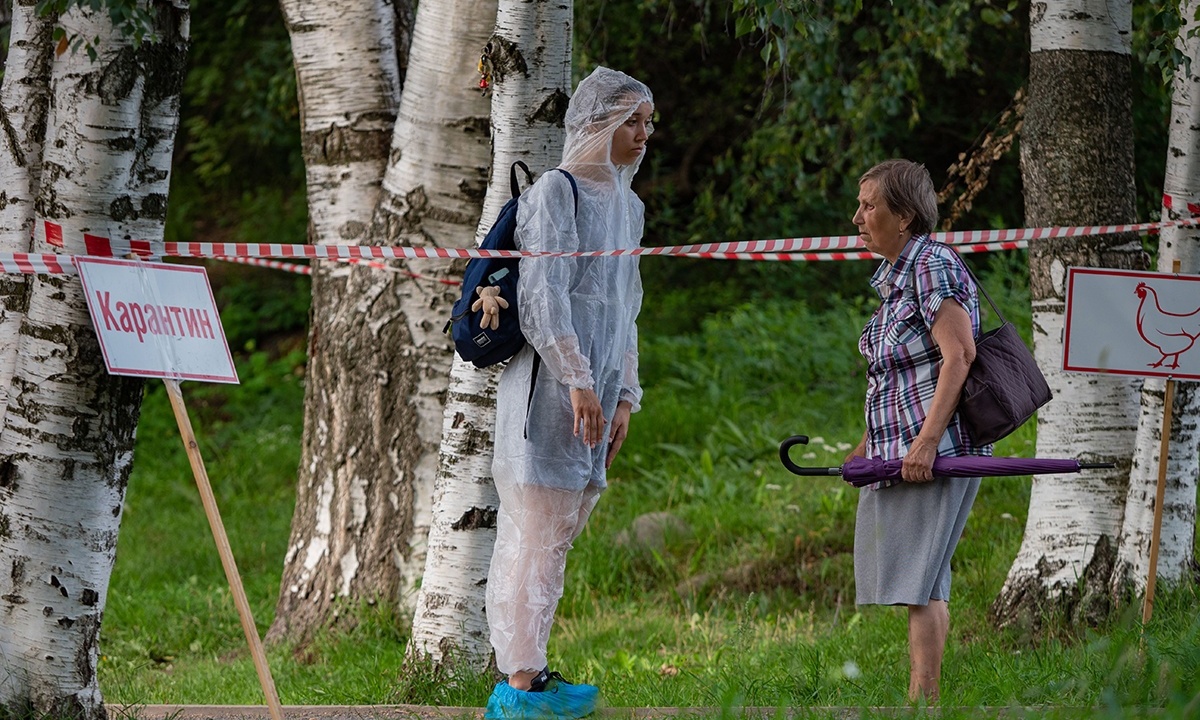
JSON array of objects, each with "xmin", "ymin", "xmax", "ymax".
[{"xmin": 956, "ymin": 268, "xmax": 1052, "ymax": 446}]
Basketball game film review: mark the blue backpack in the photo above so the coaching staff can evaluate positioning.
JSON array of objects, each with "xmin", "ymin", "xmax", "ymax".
[{"xmin": 447, "ymin": 161, "xmax": 578, "ymax": 368}]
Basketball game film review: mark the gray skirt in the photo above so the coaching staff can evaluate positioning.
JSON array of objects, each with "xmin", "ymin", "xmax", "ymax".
[{"xmin": 854, "ymin": 476, "xmax": 980, "ymax": 606}]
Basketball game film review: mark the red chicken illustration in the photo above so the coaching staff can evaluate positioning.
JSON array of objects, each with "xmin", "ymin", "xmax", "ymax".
[{"xmin": 1135, "ymin": 282, "xmax": 1200, "ymax": 369}]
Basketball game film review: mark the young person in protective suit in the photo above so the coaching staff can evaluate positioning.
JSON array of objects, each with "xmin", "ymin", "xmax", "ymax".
[{"xmin": 484, "ymin": 67, "xmax": 654, "ymax": 720}]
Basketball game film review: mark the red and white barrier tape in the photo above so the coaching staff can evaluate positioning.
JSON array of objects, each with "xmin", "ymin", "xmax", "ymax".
[
  {"xmin": 138, "ymin": 255, "xmax": 465, "ymax": 285},
  {"xmin": 674, "ymin": 239, "xmax": 1032, "ymax": 262},
  {"xmin": 219, "ymin": 256, "xmax": 312, "ymax": 275},
  {"xmin": 149, "ymin": 214, "xmax": 1200, "ymax": 260},
  {"xmin": 1162, "ymin": 193, "xmax": 1200, "ymax": 215},
  {"xmin": 6, "ymin": 211, "xmax": 1198, "ymax": 276}
]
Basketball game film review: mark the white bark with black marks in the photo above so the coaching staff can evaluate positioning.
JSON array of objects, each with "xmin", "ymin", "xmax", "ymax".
[
  {"xmin": 411, "ymin": 0, "xmax": 572, "ymax": 670},
  {"xmin": 0, "ymin": 3, "xmax": 187, "ymax": 717},
  {"xmin": 268, "ymin": 0, "xmax": 403, "ymax": 645},
  {"xmin": 271, "ymin": 0, "xmax": 496, "ymax": 644},
  {"xmin": 1114, "ymin": 0, "xmax": 1200, "ymax": 593},
  {"xmin": 0, "ymin": 2, "xmax": 54, "ymax": 427},
  {"xmin": 1029, "ymin": 0, "xmax": 1130, "ymax": 53},
  {"xmin": 993, "ymin": 0, "xmax": 1144, "ymax": 631}
]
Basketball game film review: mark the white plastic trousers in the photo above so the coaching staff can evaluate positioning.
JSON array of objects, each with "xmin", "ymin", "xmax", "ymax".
[{"xmin": 487, "ymin": 481, "xmax": 603, "ymax": 675}]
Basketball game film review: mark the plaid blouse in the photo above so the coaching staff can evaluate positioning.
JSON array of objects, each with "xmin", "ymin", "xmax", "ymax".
[{"xmin": 858, "ymin": 237, "xmax": 991, "ymax": 490}]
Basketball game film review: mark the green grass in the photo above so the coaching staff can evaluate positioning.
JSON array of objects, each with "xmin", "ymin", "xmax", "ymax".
[{"xmin": 99, "ymin": 259, "xmax": 1200, "ymax": 718}]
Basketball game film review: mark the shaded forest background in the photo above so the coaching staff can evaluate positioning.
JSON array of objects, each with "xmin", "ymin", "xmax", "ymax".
[{"xmin": 168, "ymin": 0, "xmax": 1173, "ymax": 347}]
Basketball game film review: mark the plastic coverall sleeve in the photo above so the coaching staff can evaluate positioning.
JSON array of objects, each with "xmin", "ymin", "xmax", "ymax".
[
  {"xmin": 615, "ymin": 194, "xmax": 644, "ymax": 411},
  {"xmin": 618, "ymin": 237, "xmax": 644, "ymax": 411},
  {"xmin": 618, "ymin": 322, "xmax": 642, "ymax": 412},
  {"xmin": 516, "ymin": 171, "xmax": 593, "ymax": 390}
]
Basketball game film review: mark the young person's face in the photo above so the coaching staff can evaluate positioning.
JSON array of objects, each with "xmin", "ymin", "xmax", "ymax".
[{"xmin": 610, "ymin": 102, "xmax": 653, "ymax": 166}]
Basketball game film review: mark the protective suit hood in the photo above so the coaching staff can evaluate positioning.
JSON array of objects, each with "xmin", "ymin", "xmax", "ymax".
[{"xmin": 561, "ymin": 66, "xmax": 654, "ymax": 190}]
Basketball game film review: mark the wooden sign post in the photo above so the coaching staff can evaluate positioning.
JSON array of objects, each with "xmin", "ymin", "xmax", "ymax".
[
  {"xmin": 1142, "ymin": 374, "xmax": 1174, "ymax": 625},
  {"xmin": 164, "ymin": 378, "xmax": 283, "ymax": 720}
]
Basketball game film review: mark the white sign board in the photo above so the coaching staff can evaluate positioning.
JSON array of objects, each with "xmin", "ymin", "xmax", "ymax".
[
  {"xmin": 1064, "ymin": 267, "xmax": 1200, "ymax": 381},
  {"xmin": 74, "ymin": 257, "xmax": 239, "ymax": 384}
]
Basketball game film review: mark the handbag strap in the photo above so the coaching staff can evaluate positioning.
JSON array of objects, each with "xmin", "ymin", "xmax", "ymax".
[{"xmin": 912, "ymin": 243, "xmax": 1008, "ymax": 331}]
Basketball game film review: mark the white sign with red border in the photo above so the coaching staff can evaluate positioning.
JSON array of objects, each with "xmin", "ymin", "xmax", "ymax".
[
  {"xmin": 1064, "ymin": 267, "xmax": 1200, "ymax": 382},
  {"xmin": 74, "ymin": 257, "xmax": 239, "ymax": 384}
]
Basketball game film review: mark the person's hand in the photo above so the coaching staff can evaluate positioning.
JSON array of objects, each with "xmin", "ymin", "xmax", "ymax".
[
  {"xmin": 605, "ymin": 401, "xmax": 633, "ymax": 468},
  {"xmin": 570, "ymin": 387, "xmax": 604, "ymax": 447},
  {"xmin": 901, "ymin": 437, "xmax": 938, "ymax": 482}
]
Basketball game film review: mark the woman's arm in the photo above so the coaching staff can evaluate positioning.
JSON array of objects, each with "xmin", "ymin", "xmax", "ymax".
[{"xmin": 902, "ymin": 299, "xmax": 976, "ymax": 482}]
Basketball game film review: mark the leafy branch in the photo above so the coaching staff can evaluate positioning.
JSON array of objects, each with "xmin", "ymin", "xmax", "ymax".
[{"xmin": 37, "ymin": 0, "xmax": 158, "ymax": 61}]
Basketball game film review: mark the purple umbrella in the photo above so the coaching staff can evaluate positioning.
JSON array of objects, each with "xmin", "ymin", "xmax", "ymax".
[{"xmin": 779, "ymin": 435, "xmax": 1114, "ymax": 488}]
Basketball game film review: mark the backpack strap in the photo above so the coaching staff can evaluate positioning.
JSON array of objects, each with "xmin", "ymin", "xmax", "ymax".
[
  {"xmin": 507, "ymin": 162, "xmax": 578, "ymax": 216},
  {"xmin": 509, "ymin": 161, "xmax": 533, "ymax": 198},
  {"xmin": 553, "ymin": 169, "xmax": 579, "ymax": 215}
]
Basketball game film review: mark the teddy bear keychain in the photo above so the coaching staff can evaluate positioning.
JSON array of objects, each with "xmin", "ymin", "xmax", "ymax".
[{"xmin": 472, "ymin": 286, "xmax": 509, "ymax": 330}]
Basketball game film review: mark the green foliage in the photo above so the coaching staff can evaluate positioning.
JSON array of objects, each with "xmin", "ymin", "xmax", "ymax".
[
  {"xmin": 165, "ymin": 0, "xmax": 304, "ymax": 247},
  {"xmin": 1138, "ymin": 1, "xmax": 1200, "ymax": 86},
  {"xmin": 179, "ymin": 0, "xmax": 300, "ymax": 193},
  {"xmin": 38, "ymin": 0, "xmax": 157, "ymax": 60},
  {"xmin": 688, "ymin": 0, "xmax": 1021, "ymax": 240},
  {"xmin": 1131, "ymin": 2, "xmax": 1178, "ymax": 224},
  {"xmin": 209, "ymin": 266, "xmax": 311, "ymax": 353},
  {"xmin": 578, "ymin": 0, "xmax": 1034, "ymax": 334}
]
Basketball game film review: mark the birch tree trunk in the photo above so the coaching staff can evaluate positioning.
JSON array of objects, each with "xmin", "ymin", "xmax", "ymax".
[
  {"xmin": 269, "ymin": 0, "xmax": 495, "ymax": 644},
  {"xmin": 0, "ymin": 3, "xmax": 188, "ymax": 717},
  {"xmin": 0, "ymin": 2, "xmax": 55, "ymax": 425},
  {"xmin": 991, "ymin": 0, "xmax": 1146, "ymax": 631},
  {"xmin": 267, "ymin": 0, "xmax": 403, "ymax": 644},
  {"xmin": 410, "ymin": 0, "xmax": 572, "ymax": 670},
  {"xmin": 1112, "ymin": 0, "xmax": 1200, "ymax": 594}
]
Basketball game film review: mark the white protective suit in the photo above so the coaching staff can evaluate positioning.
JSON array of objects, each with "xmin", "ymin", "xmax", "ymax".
[{"xmin": 487, "ymin": 67, "xmax": 653, "ymax": 676}]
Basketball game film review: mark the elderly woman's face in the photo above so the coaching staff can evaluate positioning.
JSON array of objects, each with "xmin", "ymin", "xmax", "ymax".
[{"xmin": 853, "ymin": 179, "xmax": 913, "ymax": 263}]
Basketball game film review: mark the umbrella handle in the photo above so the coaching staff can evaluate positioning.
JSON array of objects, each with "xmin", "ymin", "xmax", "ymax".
[
  {"xmin": 1079, "ymin": 462, "xmax": 1116, "ymax": 470},
  {"xmin": 779, "ymin": 435, "xmax": 842, "ymax": 476}
]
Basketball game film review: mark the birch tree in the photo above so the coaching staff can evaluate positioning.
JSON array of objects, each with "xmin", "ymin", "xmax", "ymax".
[
  {"xmin": 991, "ymin": 0, "xmax": 1146, "ymax": 630},
  {"xmin": 266, "ymin": 0, "xmax": 404, "ymax": 645},
  {"xmin": 268, "ymin": 0, "xmax": 496, "ymax": 644},
  {"xmin": 0, "ymin": 4, "xmax": 55, "ymax": 426},
  {"xmin": 410, "ymin": 0, "xmax": 572, "ymax": 669},
  {"xmin": 0, "ymin": 1, "xmax": 188, "ymax": 716},
  {"xmin": 1112, "ymin": 0, "xmax": 1200, "ymax": 594}
]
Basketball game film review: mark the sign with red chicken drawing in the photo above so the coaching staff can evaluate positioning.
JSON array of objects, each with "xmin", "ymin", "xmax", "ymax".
[{"xmin": 1064, "ymin": 268, "xmax": 1200, "ymax": 381}]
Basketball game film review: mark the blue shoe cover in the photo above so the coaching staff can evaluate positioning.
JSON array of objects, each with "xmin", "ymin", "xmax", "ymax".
[{"xmin": 485, "ymin": 679, "xmax": 599, "ymax": 720}]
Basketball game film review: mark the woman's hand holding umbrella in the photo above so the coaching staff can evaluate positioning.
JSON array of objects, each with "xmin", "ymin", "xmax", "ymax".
[
  {"xmin": 901, "ymin": 436, "xmax": 938, "ymax": 483},
  {"xmin": 779, "ymin": 434, "xmax": 1115, "ymax": 488}
]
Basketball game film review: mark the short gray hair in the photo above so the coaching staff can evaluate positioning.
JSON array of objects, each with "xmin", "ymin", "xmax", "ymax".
[{"xmin": 859, "ymin": 160, "xmax": 938, "ymax": 237}]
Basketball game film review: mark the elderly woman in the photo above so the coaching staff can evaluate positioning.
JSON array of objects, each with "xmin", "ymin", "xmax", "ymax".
[
  {"xmin": 846, "ymin": 159, "xmax": 990, "ymax": 703},
  {"xmin": 484, "ymin": 67, "xmax": 654, "ymax": 720}
]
